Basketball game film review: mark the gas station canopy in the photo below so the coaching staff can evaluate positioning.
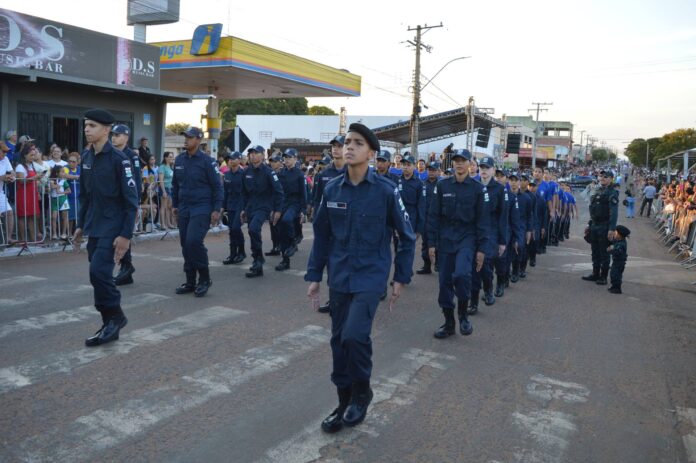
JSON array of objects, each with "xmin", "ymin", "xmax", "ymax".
[{"xmin": 152, "ymin": 33, "xmax": 361, "ymax": 99}]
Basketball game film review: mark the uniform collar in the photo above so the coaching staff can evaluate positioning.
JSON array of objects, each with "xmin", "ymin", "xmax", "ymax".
[
  {"xmin": 93, "ymin": 141, "xmax": 114, "ymax": 156},
  {"xmin": 186, "ymin": 149, "xmax": 204, "ymax": 158},
  {"xmin": 341, "ymin": 166, "xmax": 376, "ymax": 185}
]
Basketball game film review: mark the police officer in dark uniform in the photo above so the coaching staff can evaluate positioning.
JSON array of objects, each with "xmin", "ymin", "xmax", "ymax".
[
  {"xmin": 72, "ymin": 109, "xmax": 138, "ymax": 346},
  {"xmin": 110, "ymin": 124, "xmax": 141, "ymax": 286},
  {"xmin": 307, "ymin": 123, "xmax": 415, "ymax": 433},
  {"xmin": 265, "ymin": 153, "xmax": 284, "ymax": 256},
  {"xmin": 312, "ymin": 136, "xmax": 346, "ymax": 314},
  {"xmin": 241, "ymin": 145, "xmax": 284, "ymax": 278},
  {"xmin": 222, "ymin": 151, "xmax": 246, "ymax": 265},
  {"xmin": 172, "ymin": 127, "xmax": 223, "ymax": 297},
  {"xmin": 511, "ymin": 174, "xmax": 533, "ymax": 281},
  {"xmin": 582, "ymin": 170, "xmax": 619, "ymax": 285},
  {"xmin": 275, "ymin": 148, "xmax": 307, "ymax": 271},
  {"xmin": 427, "ymin": 149, "xmax": 489, "ymax": 337},
  {"xmin": 417, "ymin": 161, "xmax": 441, "ymax": 274},
  {"xmin": 470, "ymin": 156, "xmax": 507, "ymax": 310}
]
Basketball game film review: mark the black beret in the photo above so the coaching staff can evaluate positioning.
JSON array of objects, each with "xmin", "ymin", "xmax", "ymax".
[
  {"xmin": 348, "ymin": 123, "xmax": 380, "ymax": 152},
  {"xmin": 615, "ymin": 225, "xmax": 631, "ymax": 238},
  {"xmin": 84, "ymin": 108, "xmax": 115, "ymax": 125}
]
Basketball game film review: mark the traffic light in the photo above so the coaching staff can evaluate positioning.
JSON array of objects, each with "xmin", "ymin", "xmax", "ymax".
[
  {"xmin": 476, "ymin": 127, "xmax": 490, "ymax": 148},
  {"xmin": 506, "ymin": 133, "xmax": 521, "ymax": 154}
]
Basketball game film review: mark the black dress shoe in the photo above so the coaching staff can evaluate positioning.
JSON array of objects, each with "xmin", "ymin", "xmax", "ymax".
[
  {"xmin": 416, "ymin": 266, "xmax": 432, "ymax": 275},
  {"xmin": 231, "ymin": 252, "xmax": 246, "ymax": 264},
  {"xmin": 519, "ymin": 270, "xmax": 527, "ymax": 278},
  {"xmin": 245, "ymin": 263, "xmax": 264, "ymax": 278},
  {"xmin": 434, "ymin": 323, "xmax": 455, "ymax": 339},
  {"xmin": 284, "ymin": 244, "xmax": 298, "ymax": 258},
  {"xmin": 265, "ymin": 247, "xmax": 281, "ymax": 256},
  {"xmin": 529, "ymin": 259, "xmax": 536, "ymax": 267},
  {"xmin": 175, "ymin": 283, "xmax": 196, "ymax": 294},
  {"xmin": 114, "ymin": 263, "xmax": 135, "ymax": 286},
  {"xmin": 582, "ymin": 273, "xmax": 599, "ymax": 281},
  {"xmin": 222, "ymin": 254, "xmax": 235, "ymax": 265},
  {"xmin": 510, "ymin": 273, "xmax": 519, "ymax": 283},
  {"xmin": 343, "ymin": 383, "xmax": 373, "ymax": 427},
  {"xmin": 608, "ymin": 286, "xmax": 622, "ymax": 294},
  {"xmin": 275, "ymin": 258, "xmax": 290, "ymax": 271},
  {"xmin": 195, "ymin": 279, "xmax": 212, "ymax": 297},
  {"xmin": 321, "ymin": 387, "xmax": 351, "ymax": 433},
  {"xmin": 595, "ymin": 277, "xmax": 607, "ymax": 285},
  {"xmin": 482, "ymin": 291, "xmax": 495, "ymax": 306},
  {"xmin": 318, "ymin": 302, "xmax": 330, "ymax": 313},
  {"xmin": 468, "ymin": 300, "xmax": 479, "ymax": 315},
  {"xmin": 494, "ymin": 283, "xmax": 504, "ymax": 298},
  {"xmin": 85, "ymin": 316, "xmax": 127, "ymax": 347},
  {"xmin": 459, "ymin": 318, "xmax": 473, "ymax": 335}
]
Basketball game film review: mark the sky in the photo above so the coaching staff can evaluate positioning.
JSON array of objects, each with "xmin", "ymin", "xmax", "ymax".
[{"xmin": 4, "ymin": 0, "xmax": 696, "ymax": 152}]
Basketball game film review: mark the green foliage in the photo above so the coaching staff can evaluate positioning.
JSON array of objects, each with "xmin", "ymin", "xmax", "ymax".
[
  {"xmin": 591, "ymin": 148, "xmax": 609, "ymax": 163},
  {"xmin": 308, "ymin": 105, "xmax": 337, "ymax": 115},
  {"xmin": 165, "ymin": 122, "xmax": 190, "ymax": 134},
  {"xmin": 624, "ymin": 128, "xmax": 695, "ymax": 168},
  {"xmin": 219, "ymin": 98, "xmax": 310, "ymax": 127}
]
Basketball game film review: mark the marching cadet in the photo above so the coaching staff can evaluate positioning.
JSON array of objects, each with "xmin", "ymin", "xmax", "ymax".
[
  {"xmin": 494, "ymin": 169, "xmax": 517, "ymax": 294},
  {"xmin": 525, "ymin": 179, "xmax": 539, "ymax": 269},
  {"xmin": 532, "ymin": 167, "xmax": 551, "ymax": 255},
  {"xmin": 222, "ymin": 151, "xmax": 246, "ymax": 265},
  {"xmin": 265, "ymin": 153, "xmax": 284, "ymax": 257},
  {"xmin": 72, "ymin": 109, "xmax": 138, "ymax": 346},
  {"xmin": 397, "ymin": 153, "xmax": 426, "ymax": 242},
  {"xmin": 607, "ymin": 224, "xmax": 630, "ymax": 294},
  {"xmin": 275, "ymin": 148, "xmax": 307, "ymax": 271},
  {"xmin": 562, "ymin": 182, "xmax": 578, "ymax": 240},
  {"xmin": 417, "ymin": 161, "xmax": 441, "ymax": 274},
  {"xmin": 312, "ymin": 137, "xmax": 346, "ymax": 314},
  {"xmin": 470, "ymin": 156, "xmax": 507, "ymax": 311},
  {"xmin": 241, "ymin": 145, "xmax": 284, "ymax": 278},
  {"xmin": 427, "ymin": 149, "xmax": 489, "ymax": 337},
  {"xmin": 582, "ymin": 170, "xmax": 619, "ymax": 285},
  {"xmin": 109, "ymin": 124, "xmax": 141, "ymax": 286},
  {"xmin": 306, "ymin": 123, "xmax": 415, "ymax": 433},
  {"xmin": 374, "ymin": 150, "xmax": 399, "ymax": 184},
  {"xmin": 172, "ymin": 127, "xmax": 223, "ymax": 297},
  {"xmin": 509, "ymin": 173, "xmax": 532, "ymax": 282}
]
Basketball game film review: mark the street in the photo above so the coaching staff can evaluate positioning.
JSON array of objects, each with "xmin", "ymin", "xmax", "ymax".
[{"xmin": 1, "ymin": 199, "xmax": 694, "ymax": 463}]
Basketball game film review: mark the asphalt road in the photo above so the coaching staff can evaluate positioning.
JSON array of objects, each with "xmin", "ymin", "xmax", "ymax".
[{"xmin": 0, "ymin": 195, "xmax": 694, "ymax": 463}]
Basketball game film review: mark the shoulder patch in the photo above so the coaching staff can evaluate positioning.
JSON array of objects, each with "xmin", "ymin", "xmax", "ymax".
[
  {"xmin": 484, "ymin": 192, "xmax": 490, "ymax": 202},
  {"xmin": 272, "ymin": 173, "xmax": 279, "ymax": 181},
  {"xmin": 611, "ymin": 196, "xmax": 619, "ymax": 205}
]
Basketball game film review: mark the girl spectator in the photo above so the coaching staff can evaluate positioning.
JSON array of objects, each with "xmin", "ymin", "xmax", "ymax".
[
  {"xmin": 218, "ymin": 153, "xmax": 230, "ymax": 175},
  {"xmin": 65, "ymin": 153, "xmax": 81, "ymax": 233},
  {"xmin": 625, "ymin": 183, "xmax": 636, "ymax": 218},
  {"xmin": 32, "ymin": 147, "xmax": 51, "ymax": 239},
  {"xmin": 46, "ymin": 144, "xmax": 67, "ymax": 169},
  {"xmin": 141, "ymin": 154, "xmax": 159, "ymax": 231},
  {"xmin": 14, "ymin": 144, "xmax": 43, "ymax": 243},
  {"xmin": 158, "ymin": 151, "xmax": 176, "ymax": 230},
  {"xmin": 49, "ymin": 165, "xmax": 71, "ymax": 239}
]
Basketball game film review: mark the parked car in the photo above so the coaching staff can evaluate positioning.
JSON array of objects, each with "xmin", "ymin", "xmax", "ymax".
[{"xmin": 559, "ymin": 175, "xmax": 596, "ymax": 188}]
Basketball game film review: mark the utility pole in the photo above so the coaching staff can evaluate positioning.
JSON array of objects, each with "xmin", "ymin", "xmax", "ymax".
[
  {"xmin": 407, "ymin": 23, "xmax": 442, "ymax": 159},
  {"xmin": 528, "ymin": 102, "xmax": 552, "ymax": 169}
]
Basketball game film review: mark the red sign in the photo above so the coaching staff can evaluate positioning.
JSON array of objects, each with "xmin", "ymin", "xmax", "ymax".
[{"xmin": 518, "ymin": 148, "xmax": 532, "ymax": 158}]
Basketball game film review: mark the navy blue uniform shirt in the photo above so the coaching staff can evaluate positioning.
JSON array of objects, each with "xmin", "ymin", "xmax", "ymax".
[
  {"xmin": 517, "ymin": 190, "xmax": 534, "ymax": 234},
  {"xmin": 397, "ymin": 174, "xmax": 426, "ymax": 235},
  {"xmin": 312, "ymin": 164, "xmax": 345, "ymax": 210},
  {"xmin": 78, "ymin": 141, "xmax": 139, "ymax": 239},
  {"xmin": 279, "ymin": 166, "xmax": 307, "ymax": 210},
  {"xmin": 241, "ymin": 162, "xmax": 284, "ymax": 213},
  {"xmin": 172, "ymin": 149, "xmax": 223, "ymax": 218},
  {"xmin": 507, "ymin": 189, "xmax": 522, "ymax": 245},
  {"xmin": 482, "ymin": 180, "xmax": 509, "ymax": 246},
  {"xmin": 223, "ymin": 167, "xmax": 245, "ymax": 211},
  {"xmin": 376, "ymin": 169, "xmax": 399, "ymax": 186},
  {"xmin": 424, "ymin": 177, "xmax": 439, "ymax": 214},
  {"xmin": 123, "ymin": 146, "xmax": 142, "ymax": 194},
  {"xmin": 426, "ymin": 175, "xmax": 491, "ymax": 254},
  {"xmin": 305, "ymin": 169, "xmax": 416, "ymax": 293},
  {"xmin": 526, "ymin": 190, "xmax": 538, "ymax": 230}
]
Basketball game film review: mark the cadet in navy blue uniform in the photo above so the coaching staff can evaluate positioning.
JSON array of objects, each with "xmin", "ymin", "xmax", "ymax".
[
  {"xmin": 397, "ymin": 153, "xmax": 425, "ymax": 240},
  {"xmin": 495, "ymin": 169, "xmax": 517, "ymax": 296},
  {"xmin": 274, "ymin": 148, "xmax": 307, "ymax": 271},
  {"xmin": 172, "ymin": 127, "xmax": 223, "ymax": 297},
  {"xmin": 525, "ymin": 179, "xmax": 539, "ymax": 269},
  {"xmin": 222, "ymin": 151, "xmax": 246, "ymax": 265},
  {"xmin": 306, "ymin": 123, "xmax": 415, "ymax": 433},
  {"xmin": 374, "ymin": 150, "xmax": 399, "ymax": 184},
  {"xmin": 72, "ymin": 109, "xmax": 138, "ymax": 347},
  {"xmin": 427, "ymin": 149, "xmax": 489, "ymax": 338},
  {"xmin": 312, "ymin": 136, "xmax": 346, "ymax": 314},
  {"xmin": 417, "ymin": 161, "xmax": 441, "ymax": 274},
  {"xmin": 470, "ymin": 156, "xmax": 508, "ymax": 310},
  {"xmin": 241, "ymin": 145, "xmax": 284, "ymax": 278},
  {"xmin": 511, "ymin": 174, "xmax": 533, "ymax": 281},
  {"xmin": 110, "ymin": 124, "xmax": 141, "ymax": 286},
  {"xmin": 265, "ymin": 153, "xmax": 284, "ymax": 256}
]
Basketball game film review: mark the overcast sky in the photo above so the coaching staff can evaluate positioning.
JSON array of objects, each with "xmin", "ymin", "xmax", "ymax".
[{"xmin": 5, "ymin": 0, "xmax": 696, "ymax": 151}]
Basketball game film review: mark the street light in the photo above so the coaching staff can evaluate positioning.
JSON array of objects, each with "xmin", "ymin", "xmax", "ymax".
[{"xmin": 420, "ymin": 56, "xmax": 471, "ymax": 91}]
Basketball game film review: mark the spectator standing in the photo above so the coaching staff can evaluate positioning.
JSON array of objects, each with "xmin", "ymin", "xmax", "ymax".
[
  {"xmin": 158, "ymin": 151, "xmax": 176, "ymax": 230},
  {"xmin": 640, "ymin": 180, "xmax": 657, "ymax": 217},
  {"xmin": 138, "ymin": 137, "xmax": 151, "ymax": 166},
  {"xmin": 46, "ymin": 144, "xmax": 68, "ymax": 169},
  {"xmin": 14, "ymin": 144, "xmax": 42, "ymax": 243},
  {"xmin": 5, "ymin": 131, "xmax": 17, "ymax": 163},
  {"xmin": 66, "ymin": 153, "xmax": 81, "ymax": 232},
  {"xmin": 0, "ymin": 142, "xmax": 16, "ymax": 243},
  {"xmin": 48, "ymin": 165, "xmax": 71, "ymax": 239},
  {"xmin": 141, "ymin": 155, "xmax": 160, "ymax": 230}
]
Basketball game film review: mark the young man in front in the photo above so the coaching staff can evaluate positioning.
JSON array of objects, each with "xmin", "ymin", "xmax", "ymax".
[{"xmin": 306, "ymin": 123, "xmax": 415, "ymax": 433}]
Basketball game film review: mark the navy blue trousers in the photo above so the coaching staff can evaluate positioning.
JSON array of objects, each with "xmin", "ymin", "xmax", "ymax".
[
  {"xmin": 438, "ymin": 246, "xmax": 475, "ymax": 308},
  {"xmin": 87, "ymin": 236, "xmax": 121, "ymax": 309},
  {"xmin": 279, "ymin": 204, "xmax": 301, "ymax": 252},
  {"xmin": 329, "ymin": 290, "xmax": 381, "ymax": 388},
  {"xmin": 247, "ymin": 210, "xmax": 268, "ymax": 260},
  {"xmin": 178, "ymin": 214, "xmax": 210, "ymax": 273},
  {"xmin": 227, "ymin": 209, "xmax": 244, "ymax": 249}
]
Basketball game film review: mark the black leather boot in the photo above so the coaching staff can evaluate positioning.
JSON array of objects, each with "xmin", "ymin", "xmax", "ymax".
[
  {"xmin": 265, "ymin": 246, "xmax": 281, "ymax": 257},
  {"xmin": 275, "ymin": 256, "xmax": 290, "ymax": 271},
  {"xmin": 468, "ymin": 291, "xmax": 479, "ymax": 315},
  {"xmin": 343, "ymin": 381, "xmax": 373, "ymax": 427},
  {"xmin": 245, "ymin": 260, "xmax": 264, "ymax": 278},
  {"xmin": 457, "ymin": 299, "xmax": 473, "ymax": 335},
  {"xmin": 596, "ymin": 268, "xmax": 609, "ymax": 285},
  {"xmin": 510, "ymin": 263, "xmax": 519, "ymax": 283},
  {"xmin": 195, "ymin": 268, "xmax": 212, "ymax": 297},
  {"xmin": 416, "ymin": 260, "xmax": 432, "ymax": 275},
  {"xmin": 85, "ymin": 307, "xmax": 127, "ymax": 347},
  {"xmin": 222, "ymin": 245, "xmax": 236, "ymax": 265},
  {"xmin": 482, "ymin": 280, "xmax": 496, "ymax": 305},
  {"xmin": 434, "ymin": 308, "xmax": 456, "ymax": 339},
  {"xmin": 114, "ymin": 261, "xmax": 135, "ymax": 286},
  {"xmin": 582, "ymin": 267, "xmax": 600, "ymax": 281},
  {"xmin": 321, "ymin": 386, "xmax": 352, "ymax": 433},
  {"xmin": 494, "ymin": 275, "xmax": 505, "ymax": 297},
  {"xmin": 176, "ymin": 271, "xmax": 197, "ymax": 294},
  {"xmin": 318, "ymin": 301, "xmax": 331, "ymax": 313},
  {"xmin": 231, "ymin": 246, "xmax": 246, "ymax": 264}
]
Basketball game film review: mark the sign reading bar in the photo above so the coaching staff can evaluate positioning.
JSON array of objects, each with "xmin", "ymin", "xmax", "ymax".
[{"xmin": 0, "ymin": 8, "xmax": 160, "ymax": 89}]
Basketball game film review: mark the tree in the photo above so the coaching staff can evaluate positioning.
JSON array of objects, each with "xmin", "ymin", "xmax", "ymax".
[
  {"xmin": 308, "ymin": 105, "xmax": 337, "ymax": 115},
  {"xmin": 624, "ymin": 129, "xmax": 695, "ymax": 169},
  {"xmin": 166, "ymin": 122, "xmax": 190, "ymax": 135},
  {"xmin": 219, "ymin": 98, "xmax": 310, "ymax": 127},
  {"xmin": 591, "ymin": 148, "xmax": 610, "ymax": 163}
]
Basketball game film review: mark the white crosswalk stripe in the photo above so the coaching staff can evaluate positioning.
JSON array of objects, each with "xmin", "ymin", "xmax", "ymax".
[
  {"xmin": 0, "ymin": 306, "xmax": 247, "ymax": 394},
  {"xmin": 14, "ymin": 325, "xmax": 330, "ymax": 462},
  {"xmin": 258, "ymin": 348, "xmax": 457, "ymax": 463},
  {"xmin": 0, "ymin": 285, "xmax": 92, "ymax": 309},
  {"xmin": 0, "ymin": 293, "xmax": 169, "ymax": 339},
  {"xmin": 0, "ymin": 275, "xmax": 46, "ymax": 288}
]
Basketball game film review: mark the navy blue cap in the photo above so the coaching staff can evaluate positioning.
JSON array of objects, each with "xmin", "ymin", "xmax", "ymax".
[
  {"xmin": 520, "ymin": 174, "xmax": 530, "ymax": 181},
  {"xmin": 181, "ymin": 127, "xmax": 204, "ymax": 139},
  {"xmin": 329, "ymin": 135, "xmax": 345, "ymax": 146},
  {"xmin": 376, "ymin": 150, "xmax": 391, "ymax": 161},
  {"xmin": 615, "ymin": 224, "xmax": 631, "ymax": 237},
  {"xmin": 427, "ymin": 161, "xmax": 441, "ymax": 170},
  {"xmin": 451, "ymin": 149, "xmax": 472, "ymax": 161},
  {"xmin": 247, "ymin": 145, "xmax": 265, "ymax": 154},
  {"xmin": 401, "ymin": 154, "xmax": 416, "ymax": 164},
  {"xmin": 226, "ymin": 151, "xmax": 242, "ymax": 160},
  {"xmin": 111, "ymin": 124, "xmax": 130, "ymax": 135},
  {"xmin": 269, "ymin": 153, "xmax": 283, "ymax": 162},
  {"xmin": 283, "ymin": 148, "xmax": 298, "ymax": 158},
  {"xmin": 601, "ymin": 170, "xmax": 614, "ymax": 178},
  {"xmin": 318, "ymin": 155, "xmax": 331, "ymax": 165},
  {"xmin": 509, "ymin": 172, "xmax": 519, "ymax": 180},
  {"xmin": 447, "ymin": 167, "xmax": 454, "ymax": 174},
  {"xmin": 495, "ymin": 168, "xmax": 508, "ymax": 176},
  {"xmin": 529, "ymin": 180, "xmax": 537, "ymax": 186},
  {"xmin": 478, "ymin": 156, "xmax": 495, "ymax": 168},
  {"xmin": 84, "ymin": 108, "xmax": 115, "ymax": 125}
]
